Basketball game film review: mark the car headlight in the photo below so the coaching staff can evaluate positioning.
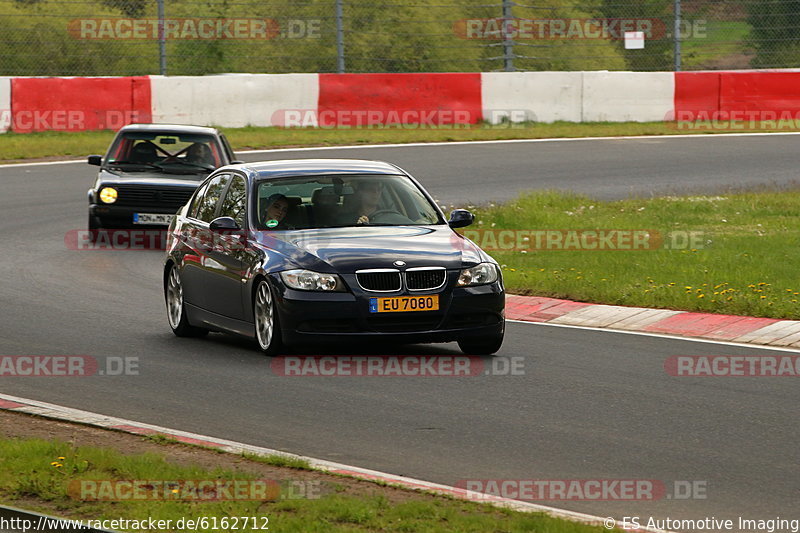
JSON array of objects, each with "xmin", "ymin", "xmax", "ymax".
[
  {"xmin": 457, "ymin": 263, "xmax": 499, "ymax": 287},
  {"xmin": 280, "ymin": 269, "xmax": 344, "ymax": 291},
  {"xmin": 99, "ymin": 187, "xmax": 118, "ymax": 204}
]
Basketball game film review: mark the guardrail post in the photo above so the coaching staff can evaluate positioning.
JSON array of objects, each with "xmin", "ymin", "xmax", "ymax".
[
  {"xmin": 503, "ymin": 0, "xmax": 514, "ymax": 72},
  {"xmin": 674, "ymin": 0, "xmax": 681, "ymax": 71},
  {"xmin": 158, "ymin": 0, "xmax": 167, "ymax": 75},
  {"xmin": 336, "ymin": 0, "xmax": 345, "ymax": 73}
]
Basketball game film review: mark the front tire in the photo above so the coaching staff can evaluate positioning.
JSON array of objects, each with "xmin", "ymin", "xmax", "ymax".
[
  {"xmin": 457, "ymin": 326, "xmax": 504, "ymax": 355},
  {"xmin": 165, "ymin": 263, "xmax": 208, "ymax": 337},
  {"xmin": 254, "ymin": 279, "xmax": 283, "ymax": 356},
  {"xmin": 88, "ymin": 214, "xmax": 101, "ymax": 243}
]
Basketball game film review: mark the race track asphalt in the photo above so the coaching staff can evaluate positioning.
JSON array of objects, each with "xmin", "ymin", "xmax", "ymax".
[{"xmin": 1, "ymin": 135, "xmax": 798, "ymax": 524}]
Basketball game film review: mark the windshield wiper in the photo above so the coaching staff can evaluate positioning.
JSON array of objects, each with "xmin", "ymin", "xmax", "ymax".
[
  {"xmin": 164, "ymin": 159, "xmax": 215, "ymax": 171},
  {"xmin": 107, "ymin": 160, "xmax": 165, "ymax": 171}
]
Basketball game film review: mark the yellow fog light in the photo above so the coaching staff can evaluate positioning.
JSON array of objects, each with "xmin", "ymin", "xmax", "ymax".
[{"xmin": 99, "ymin": 187, "xmax": 118, "ymax": 204}]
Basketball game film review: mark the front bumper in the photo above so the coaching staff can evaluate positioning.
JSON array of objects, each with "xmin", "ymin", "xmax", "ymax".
[
  {"xmin": 89, "ymin": 204, "xmax": 178, "ymax": 228},
  {"xmin": 272, "ymin": 276, "xmax": 505, "ymax": 345}
]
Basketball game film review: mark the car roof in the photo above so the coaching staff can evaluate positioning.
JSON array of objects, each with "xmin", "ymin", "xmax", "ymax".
[
  {"xmin": 118, "ymin": 123, "xmax": 220, "ymax": 135},
  {"xmin": 238, "ymin": 159, "xmax": 406, "ymax": 179}
]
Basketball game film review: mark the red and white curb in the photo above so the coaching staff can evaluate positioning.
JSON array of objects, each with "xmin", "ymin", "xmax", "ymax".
[
  {"xmin": 0, "ymin": 393, "xmax": 671, "ymax": 533},
  {"xmin": 506, "ymin": 294, "xmax": 800, "ymax": 348}
]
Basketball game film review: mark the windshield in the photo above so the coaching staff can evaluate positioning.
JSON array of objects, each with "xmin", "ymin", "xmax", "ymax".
[
  {"xmin": 254, "ymin": 175, "xmax": 444, "ymax": 230},
  {"xmin": 105, "ymin": 132, "xmax": 223, "ymax": 173}
]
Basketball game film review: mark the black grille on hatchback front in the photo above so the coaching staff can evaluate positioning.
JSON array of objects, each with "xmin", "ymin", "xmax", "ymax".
[
  {"xmin": 406, "ymin": 268, "xmax": 446, "ymax": 291},
  {"xmin": 114, "ymin": 185, "xmax": 194, "ymax": 210},
  {"xmin": 356, "ymin": 270, "xmax": 401, "ymax": 292}
]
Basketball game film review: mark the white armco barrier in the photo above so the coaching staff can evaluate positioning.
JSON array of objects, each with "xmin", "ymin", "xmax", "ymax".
[
  {"xmin": 0, "ymin": 78, "xmax": 11, "ymax": 133},
  {"xmin": 150, "ymin": 73, "xmax": 319, "ymax": 127},
  {"xmin": 581, "ymin": 72, "xmax": 674, "ymax": 122},
  {"xmin": 481, "ymin": 72, "xmax": 583, "ymax": 124}
]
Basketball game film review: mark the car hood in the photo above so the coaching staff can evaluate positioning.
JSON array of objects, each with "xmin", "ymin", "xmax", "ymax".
[
  {"xmin": 254, "ymin": 225, "xmax": 487, "ymax": 273},
  {"xmin": 97, "ymin": 168, "xmax": 207, "ymax": 187}
]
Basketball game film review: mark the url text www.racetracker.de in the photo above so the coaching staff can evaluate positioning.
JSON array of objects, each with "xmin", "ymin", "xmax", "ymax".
[
  {"xmin": 611, "ymin": 516, "xmax": 798, "ymax": 532},
  {"xmin": 0, "ymin": 515, "xmax": 270, "ymax": 531}
]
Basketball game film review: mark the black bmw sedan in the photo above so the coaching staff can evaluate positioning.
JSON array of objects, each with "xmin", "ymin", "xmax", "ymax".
[{"xmin": 163, "ymin": 159, "xmax": 505, "ymax": 355}]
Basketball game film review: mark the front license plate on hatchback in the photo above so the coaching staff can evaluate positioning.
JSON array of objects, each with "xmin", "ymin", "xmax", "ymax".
[
  {"xmin": 369, "ymin": 295, "xmax": 439, "ymax": 313},
  {"xmin": 133, "ymin": 213, "xmax": 174, "ymax": 225}
]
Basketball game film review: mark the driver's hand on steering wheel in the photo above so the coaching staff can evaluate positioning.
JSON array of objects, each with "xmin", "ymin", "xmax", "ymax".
[{"xmin": 357, "ymin": 214, "xmax": 370, "ymax": 225}]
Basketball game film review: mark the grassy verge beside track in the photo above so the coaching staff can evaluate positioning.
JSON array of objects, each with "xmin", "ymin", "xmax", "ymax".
[
  {"xmin": 1, "ymin": 121, "xmax": 799, "ymax": 162},
  {"xmin": 468, "ymin": 190, "xmax": 800, "ymax": 319},
  {"xmin": 0, "ymin": 413, "xmax": 606, "ymax": 533}
]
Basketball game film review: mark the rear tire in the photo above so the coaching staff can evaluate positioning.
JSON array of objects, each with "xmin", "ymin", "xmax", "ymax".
[
  {"xmin": 254, "ymin": 279, "xmax": 283, "ymax": 356},
  {"xmin": 165, "ymin": 263, "xmax": 208, "ymax": 338}
]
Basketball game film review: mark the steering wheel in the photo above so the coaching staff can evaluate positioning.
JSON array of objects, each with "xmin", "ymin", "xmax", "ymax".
[{"xmin": 366, "ymin": 209, "xmax": 411, "ymax": 224}]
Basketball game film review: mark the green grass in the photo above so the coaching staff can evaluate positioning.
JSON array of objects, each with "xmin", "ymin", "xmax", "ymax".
[
  {"xmin": 2, "ymin": 120, "xmax": 800, "ymax": 162},
  {"xmin": 681, "ymin": 20, "xmax": 751, "ymax": 69},
  {"xmin": 467, "ymin": 189, "xmax": 800, "ymax": 319},
  {"xmin": 143, "ymin": 434, "xmax": 182, "ymax": 446},
  {"xmin": 241, "ymin": 452, "xmax": 313, "ymax": 471},
  {"xmin": 0, "ymin": 436, "xmax": 606, "ymax": 533}
]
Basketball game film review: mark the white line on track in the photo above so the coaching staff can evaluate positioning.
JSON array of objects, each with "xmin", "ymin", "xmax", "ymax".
[
  {"xmin": 237, "ymin": 130, "xmax": 800, "ymax": 156},
  {"xmin": 0, "ymin": 158, "xmax": 85, "ymax": 168},
  {"xmin": 509, "ymin": 319, "xmax": 800, "ymax": 353}
]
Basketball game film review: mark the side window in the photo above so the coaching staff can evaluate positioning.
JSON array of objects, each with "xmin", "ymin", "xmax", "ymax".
[
  {"xmin": 219, "ymin": 134, "xmax": 236, "ymax": 162},
  {"xmin": 196, "ymin": 174, "xmax": 231, "ymax": 223},
  {"xmin": 218, "ymin": 175, "xmax": 247, "ymax": 228},
  {"xmin": 189, "ymin": 180, "xmax": 211, "ymax": 220}
]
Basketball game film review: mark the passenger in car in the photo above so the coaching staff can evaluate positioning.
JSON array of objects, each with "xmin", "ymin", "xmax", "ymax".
[
  {"xmin": 186, "ymin": 143, "xmax": 213, "ymax": 166},
  {"xmin": 261, "ymin": 193, "xmax": 291, "ymax": 229},
  {"xmin": 130, "ymin": 142, "xmax": 159, "ymax": 163}
]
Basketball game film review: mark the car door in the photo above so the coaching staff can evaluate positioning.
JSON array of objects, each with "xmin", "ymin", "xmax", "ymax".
[
  {"xmin": 180, "ymin": 173, "xmax": 231, "ymax": 311},
  {"xmin": 202, "ymin": 173, "xmax": 250, "ymax": 320}
]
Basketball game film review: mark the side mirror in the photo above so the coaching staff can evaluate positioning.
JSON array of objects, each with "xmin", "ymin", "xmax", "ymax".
[
  {"xmin": 87, "ymin": 155, "xmax": 102, "ymax": 166},
  {"xmin": 448, "ymin": 209, "xmax": 474, "ymax": 229},
  {"xmin": 209, "ymin": 216, "xmax": 241, "ymax": 232}
]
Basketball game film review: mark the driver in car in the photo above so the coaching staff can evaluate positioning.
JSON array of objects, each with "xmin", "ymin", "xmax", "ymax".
[{"xmin": 341, "ymin": 180, "xmax": 383, "ymax": 225}]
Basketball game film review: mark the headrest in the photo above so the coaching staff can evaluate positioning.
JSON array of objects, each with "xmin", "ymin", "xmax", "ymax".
[{"xmin": 312, "ymin": 187, "xmax": 340, "ymax": 204}]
